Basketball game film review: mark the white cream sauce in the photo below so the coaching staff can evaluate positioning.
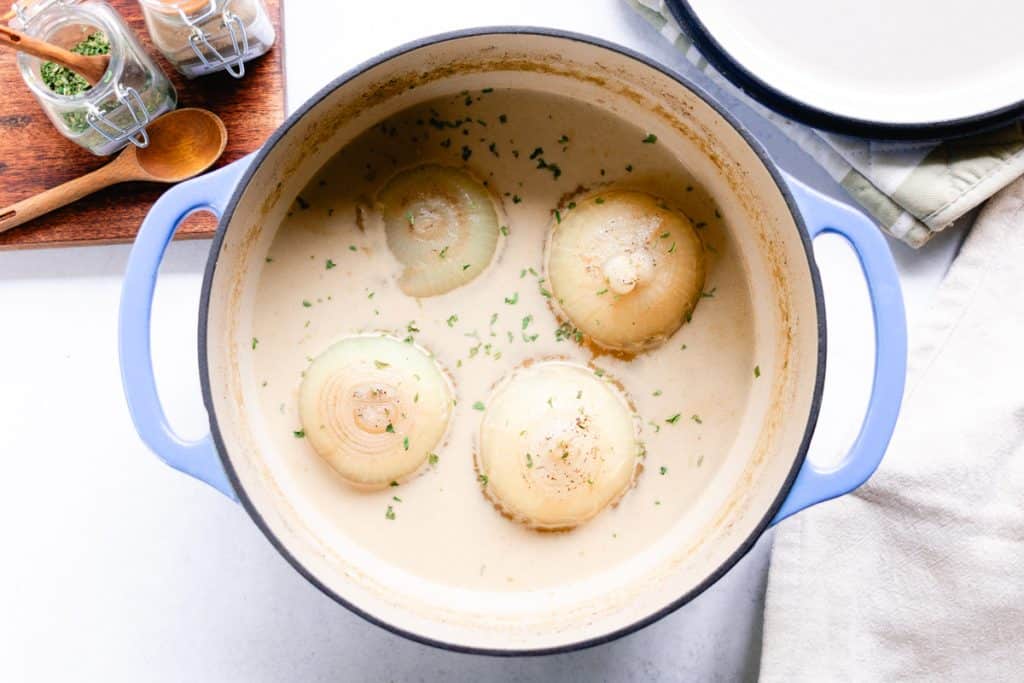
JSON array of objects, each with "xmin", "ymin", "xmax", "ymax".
[{"xmin": 252, "ymin": 89, "xmax": 756, "ymax": 591}]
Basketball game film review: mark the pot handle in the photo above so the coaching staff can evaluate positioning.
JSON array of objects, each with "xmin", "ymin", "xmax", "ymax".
[
  {"xmin": 771, "ymin": 174, "xmax": 908, "ymax": 525},
  {"xmin": 118, "ymin": 157, "xmax": 254, "ymax": 500}
]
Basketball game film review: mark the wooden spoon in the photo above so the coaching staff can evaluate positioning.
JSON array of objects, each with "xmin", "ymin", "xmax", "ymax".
[
  {"xmin": 0, "ymin": 25, "xmax": 110, "ymax": 86},
  {"xmin": 0, "ymin": 108, "xmax": 228, "ymax": 233}
]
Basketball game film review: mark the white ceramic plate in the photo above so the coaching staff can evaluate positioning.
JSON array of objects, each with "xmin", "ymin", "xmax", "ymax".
[{"xmin": 668, "ymin": 0, "xmax": 1024, "ymax": 138}]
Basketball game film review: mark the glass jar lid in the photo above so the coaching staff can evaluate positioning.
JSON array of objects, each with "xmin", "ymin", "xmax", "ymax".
[{"xmin": 139, "ymin": 0, "xmax": 251, "ymax": 77}]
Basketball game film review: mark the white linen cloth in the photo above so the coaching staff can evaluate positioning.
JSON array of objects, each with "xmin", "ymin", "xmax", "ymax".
[{"xmin": 760, "ymin": 177, "xmax": 1024, "ymax": 681}]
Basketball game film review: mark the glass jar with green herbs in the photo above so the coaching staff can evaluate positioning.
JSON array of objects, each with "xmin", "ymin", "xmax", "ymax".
[
  {"xmin": 12, "ymin": 0, "xmax": 177, "ymax": 156},
  {"xmin": 138, "ymin": 0, "xmax": 275, "ymax": 79}
]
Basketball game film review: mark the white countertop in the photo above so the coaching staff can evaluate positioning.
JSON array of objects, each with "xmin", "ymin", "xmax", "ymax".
[{"xmin": 0, "ymin": 1, "xmax": 964, "ymax": 681}]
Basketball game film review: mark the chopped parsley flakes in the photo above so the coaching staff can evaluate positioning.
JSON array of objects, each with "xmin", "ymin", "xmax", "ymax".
[{"xmin": 555, "ymin": 322, "xmax": 583, "ymax": 344}]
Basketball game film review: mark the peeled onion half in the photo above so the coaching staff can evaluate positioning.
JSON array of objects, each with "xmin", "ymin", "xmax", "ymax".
[
  {"xmin": 476, "ymin": 361, "xmax": 641, "ymax": 530},
  {"xmin": 545, "ymin": 191, "xmax": 705, "ymax": 352},
  {"xmin": 378, "ymin": 164, "xmax": 501, "ymax": 297},
  {"xmin": 299, "ymin": 335, "xmax": 453, "ymax": 488}
]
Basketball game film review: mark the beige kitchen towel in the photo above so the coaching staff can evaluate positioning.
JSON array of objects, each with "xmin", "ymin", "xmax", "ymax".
[
  {"xmin": 629, "ymin": 0, "xmax": 1024, "ymax": 247},
  {"xmin": 760, "ymin": 176, "xmax": 1024, "ymax": 681}
]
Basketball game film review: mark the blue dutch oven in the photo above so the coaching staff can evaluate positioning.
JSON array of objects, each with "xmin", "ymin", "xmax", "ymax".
[{"xmin": 119, "ymin": 29, "xmax": 906, "ymax": 654}]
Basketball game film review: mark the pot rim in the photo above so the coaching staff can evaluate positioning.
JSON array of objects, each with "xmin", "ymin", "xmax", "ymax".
[{"xmin": 197, "ymin": 26, "xmax": 828, "ymax": 657}]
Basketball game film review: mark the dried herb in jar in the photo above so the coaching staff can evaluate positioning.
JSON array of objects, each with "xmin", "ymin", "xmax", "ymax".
[{"xmin": 40, "ymin": 31, "xmax": 110, "ymax": 96}]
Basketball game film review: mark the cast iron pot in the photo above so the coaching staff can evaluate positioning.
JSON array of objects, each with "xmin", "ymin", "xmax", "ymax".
[{"xmin": 119, "ymin": 29, "xmax": 906, "ymax": 655}]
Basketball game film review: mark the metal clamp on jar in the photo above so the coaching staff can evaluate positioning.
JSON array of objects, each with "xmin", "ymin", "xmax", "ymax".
[
  {"xmin": 139, "ymin": 0, "xmax": 275, "ymax": 79},
  {"xmin": 10, "ymin": 0, "xmax": 177, "ymax": 155}
]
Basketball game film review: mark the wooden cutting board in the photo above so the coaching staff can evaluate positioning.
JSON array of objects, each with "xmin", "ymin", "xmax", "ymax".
[{"xmin": 0, "ymin": 0, "xmax": 284, "ymax": 249}]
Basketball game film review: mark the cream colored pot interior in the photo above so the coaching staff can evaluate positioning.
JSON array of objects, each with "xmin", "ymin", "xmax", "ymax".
[{"xmin": 203, "ymin": 32, "xmax": 821, "ymax": 651}]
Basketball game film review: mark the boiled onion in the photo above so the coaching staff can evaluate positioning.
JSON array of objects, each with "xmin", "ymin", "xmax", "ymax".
[
  {"xmin": 299, "ymin": 334, "xmax": 453, "ymax": 488},
  {"xmin": 545, "ymin": 191, "xmax": 705, "ymax": 352},
  {"xmin": 476, "ymin": 361, "xmax": 641, "ymax": 530},
  {"xmin": 378, "ymin": 164, "xmax": 501, "ymax": 297}
]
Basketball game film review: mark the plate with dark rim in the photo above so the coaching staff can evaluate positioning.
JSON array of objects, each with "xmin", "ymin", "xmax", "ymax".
[{"xmin": 665, "ymin": 0, "xmax": 1024, "ymax": 140}]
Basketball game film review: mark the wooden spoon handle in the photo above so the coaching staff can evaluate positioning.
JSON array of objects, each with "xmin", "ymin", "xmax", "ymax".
[
  {"xmin": 0, "ymin": 25, "xmax": 107, "ymax": 85},
  {"xmin": 0, "ymin": 165, "xmax": 125, "ymax": 233}
]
